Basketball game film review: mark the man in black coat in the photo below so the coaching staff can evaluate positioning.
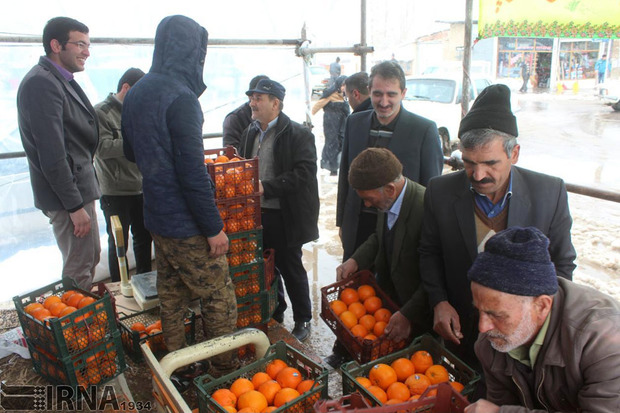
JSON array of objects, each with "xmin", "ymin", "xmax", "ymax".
[
  {"xmin": 238, "ymin": 79, "xmax": 319, "ymax": 342},
  {"xmin": 419, "ymin": 84, "xmax": 576, "ymax": 374},
  {"xmin": 222, "ymin": 75, "xmax": 269, "ymax": 150},
  {"xmin": 344, "ymin": 72, "xmax": 372, "ymax": 113},
  {"xmin": 337, "ymin": 61, "xmax": 443, "ymax": 261}
]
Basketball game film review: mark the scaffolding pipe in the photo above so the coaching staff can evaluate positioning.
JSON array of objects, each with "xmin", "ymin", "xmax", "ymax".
[
  {"xmin": 361, "ymin": 0, "xmax": 368, "ymax": 71},
  {"xmin": 0, "ymin": 35, "xmax": 301, "ymax": 47},
  {"xmin": 297, "ymin": 45, "xmax": 374, "ymax": 56},
  {"xmin": 461, "ymin": 0, "xmax": 473, "ymax": 119}
]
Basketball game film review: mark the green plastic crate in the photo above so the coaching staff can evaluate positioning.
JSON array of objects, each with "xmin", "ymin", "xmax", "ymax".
[
  {"xmin": 227, "ymin": 229, "xmax": 263, "ymax": 268},
  {"xmin": 28, "ymin": 331, "xmax": 126, "ymax": 389},
  {"xmin": 14, "ymin": 280, "xmax": 119, "ymax": 359},
  {"xmin": 117, "ymin": 307, "xmax": 196, "ymax": 362},
  {"xmin": 195, "ymin": 340, "xmax": 328, "ymax": 413},
  {"xmin": 341, "ymin": 334, "xmax": 480, "ymax": 406},
  {"xmin": 231, "ymin": 259, "xmax": 266, "ymax": 297},
  {"xmin": 235, "ymin": 278, "xmax": 278, "ymax": 329}
]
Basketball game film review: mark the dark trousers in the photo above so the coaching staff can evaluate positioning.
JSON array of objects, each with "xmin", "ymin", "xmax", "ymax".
[
  {"xmin": 100, "ymin": 194, "xmax": 152, "ymax": 282},
  {"xmin": 520, "ymin": 75, "xmax": 530, "ymax": 92},
  {"xmin": 262, "ymin": 209, "xmax": 312, "ymax": 323}
]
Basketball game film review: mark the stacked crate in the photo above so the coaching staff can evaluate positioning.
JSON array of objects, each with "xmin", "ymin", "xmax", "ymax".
[
  {"xmin": 205, "ymin": 147, "xmax": 278, "ymax": 332},
  {"xmin": 13, "ymin": 281, "xmax": 126, "ymax": 391}
]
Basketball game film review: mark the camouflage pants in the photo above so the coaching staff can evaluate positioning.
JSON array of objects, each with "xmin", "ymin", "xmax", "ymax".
[{"xmin": 152, "ymin": 233, "xmax": 238, "ymax": 371}]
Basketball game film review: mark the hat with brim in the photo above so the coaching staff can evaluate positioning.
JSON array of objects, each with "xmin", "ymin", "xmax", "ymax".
[{"xmin": 246, "ymin": 79, "xmax": 285, "ymax": 101}]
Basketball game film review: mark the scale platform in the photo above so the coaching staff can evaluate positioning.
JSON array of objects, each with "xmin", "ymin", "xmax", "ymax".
[{"xmin": 130, "ymin": 271, "xmax": 160, "ymax": 310}]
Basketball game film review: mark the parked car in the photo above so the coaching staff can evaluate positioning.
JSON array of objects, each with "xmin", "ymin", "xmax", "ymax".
[
  {"xmin": 402, "ymin": 75, "xmax": 493, "ymax": 152},
  {"xmin": 309, "ymin": 65, "xmax": 331, "ymax": 96}
]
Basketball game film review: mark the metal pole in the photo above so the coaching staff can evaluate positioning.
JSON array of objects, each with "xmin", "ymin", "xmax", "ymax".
[
  {"xmin": 461, "ymin": 0, "xmax": 473, "ymax": 119},
  {"xmin": 301, "ymin": 24, "xmax": 313, "ymax": 127},
  {"xmin": 0, "ymin": 35, "xmax": 301, "ymax": 47},
  {"xmin": 361, "ymin": 0, "xmax": 367, "ymax": 71},
  {"xmin": 605, "ymin": 39, "xmax": 612, "ymax": 82}
]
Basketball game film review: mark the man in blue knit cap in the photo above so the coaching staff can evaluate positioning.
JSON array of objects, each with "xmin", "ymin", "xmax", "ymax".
[{"xmin": 464, "ymin": 226, "xmax": 620, "ymax": 413}]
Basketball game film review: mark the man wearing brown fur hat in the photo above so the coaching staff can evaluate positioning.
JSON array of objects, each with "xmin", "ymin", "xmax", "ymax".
[
  {"xmin": 464, "ymin": 227, "xmax": 620, "ymax": 413},
  {"xmin": 419, "ymin": 84, "xmax": 576, "ymax": 373},
  {"xmin": 325, "ymin": 148, "xmax": 431, "ymax": 368}
]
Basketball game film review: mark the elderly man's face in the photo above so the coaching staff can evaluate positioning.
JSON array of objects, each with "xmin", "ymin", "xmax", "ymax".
[
  {"xmin": 471, "ymin": 282, "xmax": 540, "ymax": 352},
  {"xmin": 462, "ymin": 137, "xmax": 519, "ymax": 204},
  {"xmin": 356, "ymin": 184, "xmax": 395, "ymax": 212},
  {"xmin": 249, "ymin": 93, "xmax": 279, "ymax": 127}
]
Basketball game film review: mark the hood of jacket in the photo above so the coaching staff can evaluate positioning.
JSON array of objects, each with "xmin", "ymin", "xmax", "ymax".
[{"xmin": 150, "ymin": 15, "xmax": 208, "ymax": 97}]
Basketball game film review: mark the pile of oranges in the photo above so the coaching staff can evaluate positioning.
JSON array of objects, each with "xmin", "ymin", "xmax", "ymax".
[
  {"xmin": 209, "ymin": 358, "xmax": 319, "ymax": 413},
  {"xmin": 205, "ymin": 155, "xmax": 257, "ymax": 199},
  {"xmin": 127, "ymin": 318, "xmax": 191, "ymax": 352},
  {"xmin": 24, "ymin": 290, "xmax": 109, "ymax": 354},
  {"xmin": 24, "ymin": 290, "xmax": 96, "ymax": 323},
  {"xmin": 353, "ymin": 351, "xmax": 464, "ymax": 405},
  {"xmin": 330, "ymin": 284, "xmax": 392, "ymax": 341}
]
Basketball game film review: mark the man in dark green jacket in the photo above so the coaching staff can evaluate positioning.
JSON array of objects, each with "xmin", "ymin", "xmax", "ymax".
[{"xmin": 326, "ymin": 148, "xmax": 432, "ymax": 367}]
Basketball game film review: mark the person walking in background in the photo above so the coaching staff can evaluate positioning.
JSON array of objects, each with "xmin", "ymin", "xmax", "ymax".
[
  {"xmin": 122, "ymin": 15, "xmax": 237, "ymax": 375},
  {"xmin": 329, "ymin": 56, "xmax": 342, "ymax": 84},
  {"xmin": 17, "ymin": 17, "xmax": 101, "ymax": 290},
  {"xmin": 312, "ymin": 75, "xmax": 349, "ymax": 176},
  {"xmin": 419, "ymin": 84, "xmax": 576, "ymax": 379},
  {"xmin": 464, "ymin": 227, "xmax": 620, "ymax": 413},
  {"xmin": 519, "ymin": 58, "xmax": 530, "ymax": 93},
  {"xmin": 238, "ymin": 79, "xmax": 319, "ymax": 342},
  {"xmin": 344, "ymin": 72, "xmax": 372, "ymax": 113},
  {"xmin": 595, "ymin": 54, "xmax": 610, "ymax": 84},
  {"xmin": 222, "ymin": 74, "xmax": 269, "ymax": 150},
  {"xmin": 94, "ymin": 67, "xmax": 152, "ymax": 282},
  {"xmin": 337, "ymin": 61, "xmax": 443, "ymax": 261}
]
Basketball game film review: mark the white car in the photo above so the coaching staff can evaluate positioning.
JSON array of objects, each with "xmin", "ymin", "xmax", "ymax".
[
  {"xmin": 402, "ymin": 75, "xmax": 493, "ymax": 152},
  {"xmin": 309, "ymin": 65, "xmax": 331, "ymax": 96}
]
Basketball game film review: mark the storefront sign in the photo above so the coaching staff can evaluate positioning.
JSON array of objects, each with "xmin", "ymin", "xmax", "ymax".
[{"xmin": 479, "ymin": 0, "xmax": 620, "ymax": 39}]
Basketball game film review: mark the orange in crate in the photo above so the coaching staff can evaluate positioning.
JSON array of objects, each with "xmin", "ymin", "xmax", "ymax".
[
  {"xmin": 369, "ymin": 363, "xmax": 397, "ymax": 390},
  {"xmin": 411, "ymin": 350, "xmax": 434, "ymax": 374}
]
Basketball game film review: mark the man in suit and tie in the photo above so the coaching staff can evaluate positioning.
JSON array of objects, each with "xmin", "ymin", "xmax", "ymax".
[
  {"xmin": 337, "ymin": 61, "xmax": 443, "ymax": 261},
  {"xmin": 17, "ymin": 16, "xmax": 101, "ymax": 289},
  {"xmin": 419, "ymin": 84, "xmax": 576, "ymax": 373}
]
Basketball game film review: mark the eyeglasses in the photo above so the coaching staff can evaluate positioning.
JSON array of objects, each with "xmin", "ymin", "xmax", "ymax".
[{"xmin": 65, "ymin": 41, "xmax": 91, "ymax": 51}]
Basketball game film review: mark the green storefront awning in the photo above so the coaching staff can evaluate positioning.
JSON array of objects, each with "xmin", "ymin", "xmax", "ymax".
[{"xmin": 479, "ymin": 0, "xmax": 620, "ymax": 39}]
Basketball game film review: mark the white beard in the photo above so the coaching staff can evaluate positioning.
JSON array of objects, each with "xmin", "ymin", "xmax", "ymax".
[{"xmin": 486, "ymin": 305, "xmax": 538, "ymax": 353}]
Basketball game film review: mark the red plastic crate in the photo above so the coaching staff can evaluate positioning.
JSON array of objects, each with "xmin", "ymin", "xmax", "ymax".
[
  {"xmin": 217, "ymin": 194, "xmax": 261, "ymax": 234},
  {"xmin": 28, "ymin": 331, "xmax": 126, "ymax": 389},
  {"xmin": 320, "ymin": 271, "xmax": 408, "ymax": 364},
  {"xmin": 14, "ymin": 280, "xmax": 119, "ymax": 359},
  {"xmin": 317, "ymin": 383, "xmax": 469, "ymax": 413},
  {"xmin": 263, "ymin": 248, "xmax": 275, "ymax": 289},
  {"xmin": 204, "ymin": 147, "xmax": 259, "ymax": 199},
  {"xmin": 314, "ymin": 393, "xmax": 372, "ymax": 412},
  {"xmin": 227, "ymin": 229, "xmax": 263, "ymax": 268}
]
